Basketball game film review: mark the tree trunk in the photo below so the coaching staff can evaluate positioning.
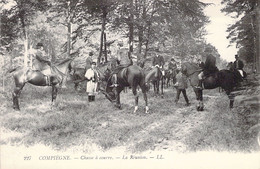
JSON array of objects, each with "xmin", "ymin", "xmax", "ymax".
[
  {"xmin": 256, "ymin": 3, "xmax": 260, "ymax": 73},
  {"xmin": 67, "ymin": 1, "xmax": 71, "ymax": 58},
  {"xmin": 129, "ymin": 0, "xmax": 134, "ymax": 57},
  {"xmin": 104, "ymin": 32, "xmax": 107, "ymax": 62},
  {"xmin": 20, "ymin": 19, "xmax": 28, "ymax": 68},
  {"xmin": 144, "ymin": 22, "xmax": 151, "ymax": 59},
  {"xmin": 98, "ymin": 7, "xmax": 107, "ymax": 65}
]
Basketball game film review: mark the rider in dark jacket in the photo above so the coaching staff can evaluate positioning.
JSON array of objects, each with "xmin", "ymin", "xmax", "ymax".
[
  {"xmin": 233, "ymin": 54, "xmax": 244, "ymax": 70},
  {"xmin": 196, "ymin": 47, "xmax": 218, "ymax": 89},
  {"xmin": 152, "ymin": 48, "xmax": 165, "ymax": 68}
]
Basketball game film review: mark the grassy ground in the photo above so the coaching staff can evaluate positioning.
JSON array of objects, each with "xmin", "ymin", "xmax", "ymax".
[{"xmin": 0, "ymin": 80, "xmax": 259, "ymax": 154}]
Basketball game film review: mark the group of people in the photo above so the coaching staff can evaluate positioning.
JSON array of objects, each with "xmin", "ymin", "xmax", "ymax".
[{"xmin": 31, "ymin": 41, "xmax": 245, "ymax": 105}]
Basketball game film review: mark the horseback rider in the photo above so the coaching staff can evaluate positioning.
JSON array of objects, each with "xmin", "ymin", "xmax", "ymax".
[
  {"xmin": 196, "ymin": 47, "xmax": 218, "ymax": 89},
  {"xmin": 33, "ymin": 43, "xmax": 67, "ymax": 88},
  {"xmin": 234, "ymin": 54, "xmax": 244, "ymax": 71},
  {"xmin": 110, "ymin": 41, "xmax": 133, "ymax": 87},
  {"xmin": 152, "ymin": 47, "xmax": 165, "ymax": 77},
  {"xmin": 32, "ymin": 43, "xmax": 51, "ymax": 71},
  {"xmin": 168, "ymin": 58, "xmax": 177, "ymax": 71}
]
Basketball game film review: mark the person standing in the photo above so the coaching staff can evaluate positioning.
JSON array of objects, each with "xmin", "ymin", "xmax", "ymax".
[
  {"xmin": 85, "ymin": 62, "xmax": 99, "ymax": 102},
  {"xmin": 174, "ymin": 69, "xmax": 190, "ymax": 106}
]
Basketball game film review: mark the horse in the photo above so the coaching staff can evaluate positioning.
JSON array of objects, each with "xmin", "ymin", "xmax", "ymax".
[
  {"xmin": 145, "ymin": 66, "xmax": 164, "ymax": 97},
  {"xmin": 99, "ymin": 60, "xmax": 149, "ymax": 114},
  {"xmin": 9, "ymin": 58, "xmax": 74, "ymax": 110},
  {"xmin": 181, "ymin": 62, "xmax": 244, "ymax": 111}
]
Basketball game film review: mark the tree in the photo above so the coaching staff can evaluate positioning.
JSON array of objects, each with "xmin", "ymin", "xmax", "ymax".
[
  {"xmin": 0, "ymin": 0, "xmax": 48, "ymax": 67},
  {"xmin": 221, "ymin": 0, "xmax": 259, "ymax": 72}
]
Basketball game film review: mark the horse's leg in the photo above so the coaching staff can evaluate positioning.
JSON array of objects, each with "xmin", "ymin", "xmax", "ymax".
[
  {"xmin": 140, "ymin": 85, "xmax": 149, "ymax": 114},
  {"xmin": 193, "ymin": 88, "xmax": 204, "ymax": 111},
  {"xmin": 114, "ymin": 87, "xmax": 124, "ymax": 109},
  {"xmin": 167, "ymin": 77, "xmax": 170, "ymax": 88},
  {"xmin": 153, "ymin": 81, "xmax": 156, "ymax": 96},
  {"xmin": 51, "ymin": 85, "xmax": 58, "ymax": 107},
  {"xmin": 156, "ymin": 80, "xmax": 160, "ymax": 96},
  {"xmin": 199, "ymin": 89, "xmax": 204, "ymax": 111},
  {"xmin": 161, "ymin": 77, "xmax": 164, "ymax": 98},
  {"xmin": 74, "ymin": 82, "xmax": 79, "ymax": 91},
  {"xmin": 12, "ymin": 83, "xmax": 25, "ymax": 110},
  {"xmin": 132, "ymin": 86, "xmax": 139, "ymax": 113}
]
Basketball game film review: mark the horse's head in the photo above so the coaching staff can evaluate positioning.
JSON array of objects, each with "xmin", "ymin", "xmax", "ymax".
[
  {"xmin": 96, "ymin": 64, "xmax": 116, "ymax": 102},
  {"xmin": 181, "ymin": 62, "xmax": 200, "ymax": 77}
]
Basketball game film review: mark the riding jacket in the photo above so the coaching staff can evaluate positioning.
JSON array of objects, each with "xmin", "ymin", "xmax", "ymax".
[
  {"xmin": 113, "ymin": 48, "xmax": 133, "ymax": 74},
  {"xmin": 152, "ymin": 55, "xmax": 165, "ymax": 68},
  {"xmin": 168, "ymin": 61, "xmax": 177, "ymax": 70},
  {"xmin": 234, "ymin": 59, "xmax": 244, "ymax": 70},
  {"xmin": 32, "ymin": 50, "xmax": 51, "ymax": 71},
  {"xmin": 203, "ymin": 53, "xmax": 218, "ymax": 75},
  {"xmin": 175, "ymin": 72, "xmax": 188, "ymax": 89},
  {"xmin": 116, "ymin": 48, "xmax": 132, "ymax": 66}
]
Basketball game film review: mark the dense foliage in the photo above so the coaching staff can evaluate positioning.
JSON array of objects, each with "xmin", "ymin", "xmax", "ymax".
[
  {"xmin": 1, "ymin": 0, "xmax": 220, "ymax": 68},
  {"xmin": 221, "ymin": 0, "xmax": 258, "ymax": 65}
]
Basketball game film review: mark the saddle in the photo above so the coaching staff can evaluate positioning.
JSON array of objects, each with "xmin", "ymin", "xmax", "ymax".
[{"xmin": 110, "ymin": 66, "xmax": 129, "ymax": 87}]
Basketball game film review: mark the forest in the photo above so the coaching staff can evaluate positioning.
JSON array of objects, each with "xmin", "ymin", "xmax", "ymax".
[{"xmin": 0, "ymin": 1, "xmax": 259, "ymax": 169}]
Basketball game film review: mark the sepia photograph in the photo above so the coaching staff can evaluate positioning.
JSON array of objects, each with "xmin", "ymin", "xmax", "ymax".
[{"xmin": 0, "ymin": 0, "xmax": 259, "ymax": 169}]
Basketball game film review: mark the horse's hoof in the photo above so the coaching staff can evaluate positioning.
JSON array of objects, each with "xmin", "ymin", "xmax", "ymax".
[
  {"xmin": 196, "ymin": 105, "xmax": 200, "ymax": 111},
  {"xmin": 115, "ymin": 104, "xmax": 121, "ymax": 109},
  {"xmin": 13, "ymin": 107, "xmax": 20, "ymax": 111},
  {"xmin": 13, "ymin": 106, "xmax": 20, "ymax": 111}
]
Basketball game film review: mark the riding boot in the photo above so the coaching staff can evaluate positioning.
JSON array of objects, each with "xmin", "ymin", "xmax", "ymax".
[
  {"xmin": 195, "ymin": 80, "xmax": 203, "ymax": 90},
  {"xmin": 92, "ymin": 95, "xmax": 95, "ymax": 101}
]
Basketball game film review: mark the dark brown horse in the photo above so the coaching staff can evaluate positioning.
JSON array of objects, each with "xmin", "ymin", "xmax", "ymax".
[
  {"xmin": 181, "ymin": 62, "xmax": 244, "ymax": 111},
  {"xmin": 100, "ymin": 61, "xmax": 149, "ymax": 113},
  {"xmin": 145, "ymin": 66, "xmax": 164, "ymax": 97},
  {"xmin": 9, "ymin": 58, "xmax": 74, "ymax": 110}
]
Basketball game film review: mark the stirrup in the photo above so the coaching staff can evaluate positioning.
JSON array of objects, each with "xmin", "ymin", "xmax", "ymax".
[{"xmin": 110, "ymin": 84, "xmax": 119, "ymax": 87}]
